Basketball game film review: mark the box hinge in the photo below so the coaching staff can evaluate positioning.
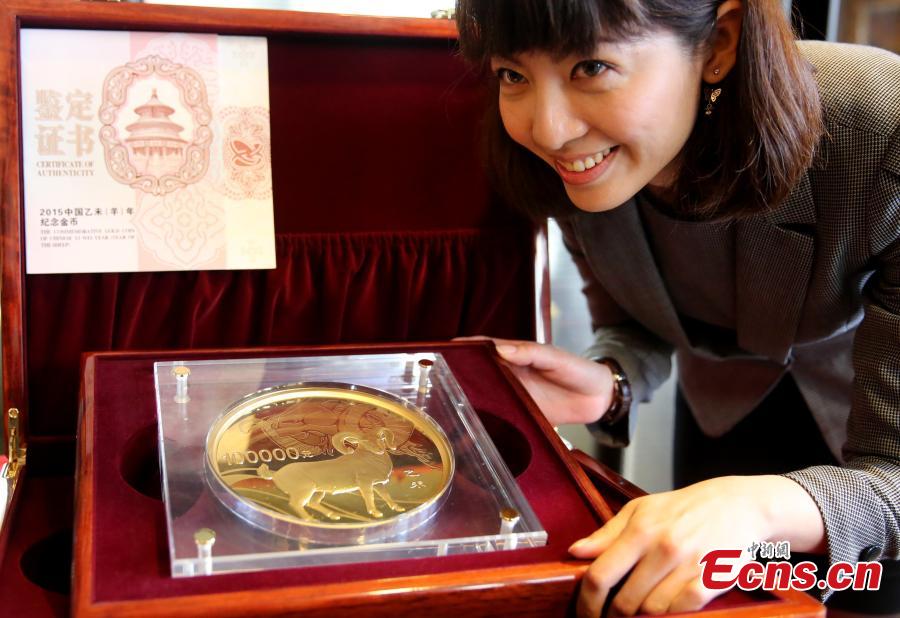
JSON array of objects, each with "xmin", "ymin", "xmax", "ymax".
[{"xmin": 4, "ymin": 409, "xmax": 26, "ymax": 480}]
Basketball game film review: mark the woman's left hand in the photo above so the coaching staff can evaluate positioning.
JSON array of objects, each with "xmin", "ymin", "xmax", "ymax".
[{"xmin": 570, "ymin": 475, "xmax": 775, "ymax": 617}]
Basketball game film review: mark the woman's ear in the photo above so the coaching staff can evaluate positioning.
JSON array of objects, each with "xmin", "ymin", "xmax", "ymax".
[{"xmin": 703, "ymin": 0, "xmax": 743, "ymax": 84}]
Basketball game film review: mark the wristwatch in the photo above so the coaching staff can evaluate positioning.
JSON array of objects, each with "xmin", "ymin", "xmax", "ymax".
[{"xmin": 596, "ymin": 357, "xmax": 632, "ymax": 426}]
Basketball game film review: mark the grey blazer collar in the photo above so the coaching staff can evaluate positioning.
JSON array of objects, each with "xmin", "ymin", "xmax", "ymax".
[
  {"xmin": 570, "ymin": 173, "xmax": 816, "ymax": 364},
  {"xmin": 736, "ymin": 172, "xmax": 816, "ymax": 363},
  {"xmin": 571, "ymin": 198, "xmax": 688, "ymax": 349}
]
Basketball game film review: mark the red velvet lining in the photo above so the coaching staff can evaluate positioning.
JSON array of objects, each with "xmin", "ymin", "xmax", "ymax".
[
  {"xmin": 27, "ymin": 228, "xmax": 534, "ymax": 437},
  {"xmin": 266, "ymin": 36, "xmax": 505, "ymax": 233},
  {"xmin": 0, "ymin": 475, "xmax": 71, "ymax": 616},
  {"xmin": 87, "ymin": 344, "xmax": 601, "ymax": 602}
]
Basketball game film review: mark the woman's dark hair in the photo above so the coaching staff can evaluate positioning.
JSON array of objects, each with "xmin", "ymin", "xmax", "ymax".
[{"xmin": 455, "ymin": 0, "xmax": 824, "ymax": 219}]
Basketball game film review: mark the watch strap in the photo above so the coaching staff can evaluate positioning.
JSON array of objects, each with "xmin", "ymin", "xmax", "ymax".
[{"xmin": 596, "ymin": 357, "xmax": 632, "ymax": 426}]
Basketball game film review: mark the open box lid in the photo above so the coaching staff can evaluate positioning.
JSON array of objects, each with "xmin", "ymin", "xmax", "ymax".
[{"xmin": 0, "ymin": 0, "xmax": 549, "ymax": 567}]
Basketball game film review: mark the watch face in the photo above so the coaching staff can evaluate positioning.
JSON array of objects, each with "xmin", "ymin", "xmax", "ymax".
[{"xmin": 205, "ymin": 382, "xmax": 454, "ymax": 544}]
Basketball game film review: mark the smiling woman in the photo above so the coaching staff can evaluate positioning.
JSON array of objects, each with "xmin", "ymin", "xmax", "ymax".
[
  {"xmin": 456, "ymin": 0, "xmax": 900, "ymax": 616},
  {"xmin": 488, "ymin": 32, "xmax": 708, "ymax": 214},
  {"xmin": 458, "ymin": 0, "xmax": 822, "ymax": 221}
]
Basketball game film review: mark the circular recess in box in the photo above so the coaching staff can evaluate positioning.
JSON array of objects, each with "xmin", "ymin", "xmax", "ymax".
[
  {"xmin": 20, "ymin": 528, "xmax": 72, "ymax": 595},
  {"xmin": 475, "ymin": 411, "xmax": 532, "ymax": 477},
  {"xmin": 119, "ymin": 424, "xmax": 162, "ymax": 500}
]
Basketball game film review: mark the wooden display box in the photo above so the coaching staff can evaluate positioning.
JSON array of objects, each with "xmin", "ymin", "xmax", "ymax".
[
  {"xmin": 0, "ymin": 1, "xmax": 824, "ymax": 617},
  {"xmin": 76, "ymin": 341, "xmax": 613, "ymax": 617}
]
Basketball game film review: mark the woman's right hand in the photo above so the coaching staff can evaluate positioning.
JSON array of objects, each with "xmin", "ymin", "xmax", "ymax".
[{"xmin": 469, "ymin": 337, "xmax": 616, "ymax": 426}]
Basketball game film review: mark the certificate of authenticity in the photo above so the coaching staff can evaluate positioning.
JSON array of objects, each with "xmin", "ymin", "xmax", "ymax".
[{"xmin": 21, "ymin": 29, "xmax": 275, "ymax": 274}]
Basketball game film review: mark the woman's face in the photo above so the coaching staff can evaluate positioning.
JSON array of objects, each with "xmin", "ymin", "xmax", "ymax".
[{"xmin": 491, "ymin": 32, "xmax": 705, "ymax": 212}]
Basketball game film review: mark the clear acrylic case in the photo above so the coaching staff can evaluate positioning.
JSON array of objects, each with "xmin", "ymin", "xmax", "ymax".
[{"xmin": 154, "ymin": 352, "xmax": 547, "ymax": 577}]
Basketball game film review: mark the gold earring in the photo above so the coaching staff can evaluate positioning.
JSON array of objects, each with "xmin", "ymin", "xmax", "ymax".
[{"xmin": 704, "ymin": 87, "xmax": 722, "ymax": 116}]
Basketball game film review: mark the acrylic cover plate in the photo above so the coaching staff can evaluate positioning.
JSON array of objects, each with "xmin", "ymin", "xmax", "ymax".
[{"xmin": 154, "ymin": 352, "xmax": 546, "ymax": 577}]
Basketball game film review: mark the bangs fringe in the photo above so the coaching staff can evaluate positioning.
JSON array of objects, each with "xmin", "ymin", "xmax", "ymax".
[{"xmin": 457, "ymin": 0, "xmax": 649, "ymax": 66}]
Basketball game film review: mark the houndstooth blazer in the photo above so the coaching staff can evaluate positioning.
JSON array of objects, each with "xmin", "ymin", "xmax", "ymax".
[{"xmin": 560, "ymin": 41, "xmax": 900, "ymax": 590}]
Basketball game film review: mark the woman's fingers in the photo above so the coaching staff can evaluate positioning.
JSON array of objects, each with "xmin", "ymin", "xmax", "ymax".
[
  {"xmin": 452, "ymin": 335, "xmax": 521, "ymax": 345},
  {"xmin": 666, "ymin": 575, "xmax": 719, "ymax": 614},
  {"xmin": 569, "ymin": 501, "xmax": 636, "ymax": 558},
  {"xmin": 639, "ymin": 563, "xmax": 708, "ymax": 615},
  {"xmin": 576, "ymin": 527, "xmax": 708, "ymax": 617},
  {"xmin": 492, "ymin": 339, "xmax": 568, "ymax": 371},
  {"xmin": 453, "ymin": 337, "xmax": 613, "ymax": 424},
  {"xmin": 455, "ymin": 336, "xmax": 575, "ymax": 371},
  {"xmin": 498, "ymin": 342, "xmax": 614, "ymax": 396},
  {"xmin": 576, "ymin": 530, "xmax": 648, "ymax": 618},
  {"xmin": 453, "ymin": 337, "xmax": 563, "ymax": 370},
  {"xmin": 454, "ymin": 337, "xmax": 611, "ymax": 393},
  {"xmin": 578, "ymin": 479, "xmax": 775, "ymax": 616},
  {"xmin": 612, "ymin": 545, "xmax": 698, "ymax": 616},
  {"xmin": 570, "ymin": 503, "xmax": 639, "ymax": 617}
]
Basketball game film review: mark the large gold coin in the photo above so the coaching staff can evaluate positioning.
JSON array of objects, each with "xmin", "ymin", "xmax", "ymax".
[{"xmin": 205, "ymin": 382, "xmax": 454, "ymax": 544}]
